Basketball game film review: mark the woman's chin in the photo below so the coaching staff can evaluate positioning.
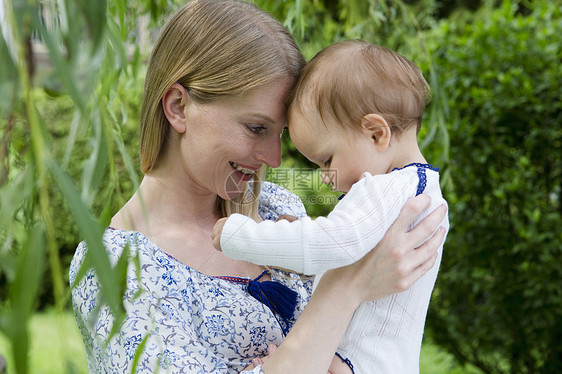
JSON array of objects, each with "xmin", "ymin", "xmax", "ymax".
[
  {"xmin": 222, "ymin": 168, "xmax": 257, "ymax": 200},
  {"xmin": 223, "ymin": 179, "xmax": 245, "ymax": 200}
]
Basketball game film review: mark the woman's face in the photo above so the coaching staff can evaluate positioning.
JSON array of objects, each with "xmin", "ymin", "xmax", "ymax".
[{"xmin": 177, "ymin": 78, "xmax": 292, "ymax": 200}]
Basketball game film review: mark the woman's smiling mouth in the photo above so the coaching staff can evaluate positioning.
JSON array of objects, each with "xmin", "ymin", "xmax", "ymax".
[{"xmin": 229, "ymin": 161, "xmax": 256, "ymax": 175}]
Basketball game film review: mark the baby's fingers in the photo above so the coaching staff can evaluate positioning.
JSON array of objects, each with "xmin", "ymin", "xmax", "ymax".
[
  {"xmin": 212, "ymin": 217, "xmax": 228, "ymax": 251},
  {"xmin": 276, "ymin": 214, "xmax": 298, "ymax": 222}
]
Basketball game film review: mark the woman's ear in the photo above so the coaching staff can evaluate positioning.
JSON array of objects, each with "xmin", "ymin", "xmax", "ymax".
[
  {"xmin": 360, "ymin": 113, "xmax": 391, "ymax": 151},
  {"xmin": 162, "ymin": 83, "xmax": 189, "ymax": 134}
]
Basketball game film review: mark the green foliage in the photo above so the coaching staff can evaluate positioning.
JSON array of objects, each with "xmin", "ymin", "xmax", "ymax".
[
  {"xmin": 425, "ymin": 1, "xmax": 562, "ymax": 372},
  {"xmin": 0, "ymin": 311, "xmax": 88, "ymax": 374},
  {"xmin": 0, "ymin": 0, "xmax": 149, "ymax": 372}
]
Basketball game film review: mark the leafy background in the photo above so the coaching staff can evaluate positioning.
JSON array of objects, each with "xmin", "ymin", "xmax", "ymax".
[{"xmin": 0, "ymin": 0, "xmax": 560, "ymax": 373}]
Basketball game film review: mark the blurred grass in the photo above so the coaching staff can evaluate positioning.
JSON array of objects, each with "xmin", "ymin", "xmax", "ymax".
[
  {"xmin": 420, "ymin": 336, "xmax": 483, "ymax": 374},
  {"xmin": 0, "ymin": 311, "xmax": 482, "ymax": 374},
  {"xmin": 0, "ymin": 310, "xmax": 87, "ymax": 374}
]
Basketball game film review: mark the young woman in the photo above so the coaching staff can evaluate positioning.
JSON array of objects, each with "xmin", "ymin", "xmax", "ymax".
[{"xmin": 70, "ymin": 1, "xmax": 446, "ymax": 373}]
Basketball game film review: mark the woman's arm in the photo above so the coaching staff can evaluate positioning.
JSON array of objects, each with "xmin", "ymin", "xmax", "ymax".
[{"xmin": 261, "ymin": 194, "xmax": 447, "ymax": 374}]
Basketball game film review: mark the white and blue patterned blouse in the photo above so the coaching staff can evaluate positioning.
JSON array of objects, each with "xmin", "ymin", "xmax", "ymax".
[{"xmin": 70, "ymin": 182, "xmax": 311, "ymax": 373}]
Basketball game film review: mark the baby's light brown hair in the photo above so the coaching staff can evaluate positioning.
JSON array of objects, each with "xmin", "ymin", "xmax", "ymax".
[{"xmin": 289, "ymin": 40, "xmax": 431, "ymax": 136}]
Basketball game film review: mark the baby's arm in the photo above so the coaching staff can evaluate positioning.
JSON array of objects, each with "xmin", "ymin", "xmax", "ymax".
[
  {"xmin": 211, "ymin": 214, "xmax": 299, "ymax": 252},
  {"xmin": 217, "ymin": 214, "xmax": 311, "ymax": 273},
  {"xmin": 215, "ymin": 172, "xmax": 420, "ymax": 275}
]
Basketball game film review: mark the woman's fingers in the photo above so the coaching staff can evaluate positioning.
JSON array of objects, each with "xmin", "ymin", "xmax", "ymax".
[
  {"xmin": 402, "ymin": 226, "xmax": 446, "ymax": 289},
  {"xmin": 391, "ymin": 194, "xmax": 431, "ymax": 233},
  {"xmin": 414, "ymin": 225, "xmax": 446, "ymax": 263},
  {"xmin": 391, "ymin": 205, "xmax": 447, "ymax": 292},
  {"xmin": 407, "ymin": 203, "xmax": 448, "ymax": 247}
]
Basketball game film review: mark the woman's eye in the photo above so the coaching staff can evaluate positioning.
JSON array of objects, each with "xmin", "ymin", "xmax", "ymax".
[{"xmin": 247, "ymin": 125, "xmax": 267, "ymax": 135}]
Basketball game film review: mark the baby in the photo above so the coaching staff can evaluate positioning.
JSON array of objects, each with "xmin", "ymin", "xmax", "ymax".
[{"xmin": 213, "ymin": 40, "xmax": 449, "ymax": 374}]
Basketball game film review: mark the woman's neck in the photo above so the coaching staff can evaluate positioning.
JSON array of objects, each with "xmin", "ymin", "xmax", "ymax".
[{"xmin": 111, "ymin": 171, "xmax": 220, "ymax": 235}]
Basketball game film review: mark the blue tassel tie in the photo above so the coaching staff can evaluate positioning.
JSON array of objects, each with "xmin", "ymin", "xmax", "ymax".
[{"xmin": 247, "ymin": 271, "xmax": 298, "ymax": 326}]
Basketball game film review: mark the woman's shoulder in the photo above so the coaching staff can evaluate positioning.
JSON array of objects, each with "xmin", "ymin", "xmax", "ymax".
[
  {"xmin": 69, "ymin": 228, "xmax": 216, "ymax": 306},
  {"xmin": 69, "ymin": 228, "xmax": 147, "ymax": 284},
  {"xmin": 259, "ymin": 181, "xmax": 307, "ymax": 221}
]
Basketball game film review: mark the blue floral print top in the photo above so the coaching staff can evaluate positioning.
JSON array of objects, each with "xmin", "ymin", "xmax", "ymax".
[{"xmin": 70, "ymin": 182, "xmax": 311, "ymax": 373}]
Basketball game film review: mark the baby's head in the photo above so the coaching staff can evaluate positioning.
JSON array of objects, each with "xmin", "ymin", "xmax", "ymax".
[{"xmin": 288, "ymin": 40, "xmax": 431, "ymax": 192}]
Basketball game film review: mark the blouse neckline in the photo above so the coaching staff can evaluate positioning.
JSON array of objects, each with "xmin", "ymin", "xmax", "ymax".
[{"xmin": 106, "ymin": 226, "xmax": 269, "ymax": 284}]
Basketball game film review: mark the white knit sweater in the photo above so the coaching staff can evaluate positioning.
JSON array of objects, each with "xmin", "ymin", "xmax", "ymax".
[{"xmin": 221, "ymin": 164, "xmax": 449, "ymax": 374}]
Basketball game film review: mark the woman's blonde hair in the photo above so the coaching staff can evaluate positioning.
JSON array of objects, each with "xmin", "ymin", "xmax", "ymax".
[
  {"xmin": 289, "ymin": 40, "xmax": 431, "ymax": 136},
  {"xmin": 139, "ymin": 0, "xmax": 305, "ymax": 219}
]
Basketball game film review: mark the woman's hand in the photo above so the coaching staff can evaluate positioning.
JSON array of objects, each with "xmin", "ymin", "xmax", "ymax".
[{"xmin": 323, "ymin": 194, "xmax": 447, "ymax": 304}]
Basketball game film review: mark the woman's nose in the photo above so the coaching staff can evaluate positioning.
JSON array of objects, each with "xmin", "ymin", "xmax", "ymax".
[{"xmin": 255, "ymin": 135, "xmax": 282, "ymax": 168}]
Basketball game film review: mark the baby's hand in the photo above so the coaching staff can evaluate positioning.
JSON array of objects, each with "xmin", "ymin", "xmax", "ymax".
[
  {"xmin": 212, "ymin": 217, "xmax": 228, "ymax": 251},
  {"xmin": 275, "ymin": 214, "xmax": 298, "ymax": 222}
]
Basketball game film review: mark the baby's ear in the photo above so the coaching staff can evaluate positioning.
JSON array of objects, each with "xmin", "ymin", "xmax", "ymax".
[
  {"xmin": 360, "ymin": 113, "xmax": 391, "ymax": 150},
  {"xmin": 162, "ymin": 83, "xmax": 189, "ymax": 134}
]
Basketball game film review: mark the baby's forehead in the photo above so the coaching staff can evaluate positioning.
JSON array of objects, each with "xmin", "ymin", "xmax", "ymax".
[
  {"xmin": 288, "ymin": 93, "xmax": 314, "ymax": 123},
  {"xmin": 288, "ymin": 108, "xmax": 335, "ymax": 146},
  {"xmin": 288, "ymin": 118, "xmax": 332, "ymax": 161},
  {"xmin": 287, "ymin": 102, "xmax": 320, "ymax": 133}
]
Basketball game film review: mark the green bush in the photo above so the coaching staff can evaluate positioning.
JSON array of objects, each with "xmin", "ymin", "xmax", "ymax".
[{"xmin": 425, "ymin": 2, "xmax": 562, "ymax": 373}]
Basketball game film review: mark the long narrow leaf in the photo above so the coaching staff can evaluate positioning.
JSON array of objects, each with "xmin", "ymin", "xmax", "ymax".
[
  {"xmin": 48, "ymin": 158, "xmax": 122, "ymax": 316},
  {"xmin": 106, "ymin": 17, "xmax": 128, "ymax": 69},
  {"xmin": 76, "ymin": 0, "xmax": 107, "ymax": 51},
  {"xmin": 3, "ymin": 225, "xmax": 46, "ymax": 374},
  {"xmin": 81, "ymin": 113, "xmax": 109, "ymax": 206},
  {"xmin": 34, "ymin": 11, "xmax": 86, "ymax": 112}
]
